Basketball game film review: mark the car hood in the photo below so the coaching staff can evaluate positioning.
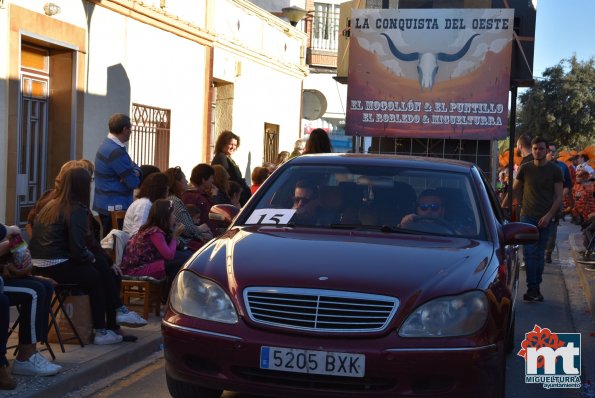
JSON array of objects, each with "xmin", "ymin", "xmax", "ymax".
[{"xmin": 188, "ymin": 226, "xmax": 495, "ymax": 312}]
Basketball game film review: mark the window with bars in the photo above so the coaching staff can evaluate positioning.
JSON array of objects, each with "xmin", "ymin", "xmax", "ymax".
[
  {"xmin": 312, "ymin": 3, "xmax": 340, "ymax": 51},
  {"xmin": 129, "ymin": 103, "xmax": 171, "ymax": 171}
]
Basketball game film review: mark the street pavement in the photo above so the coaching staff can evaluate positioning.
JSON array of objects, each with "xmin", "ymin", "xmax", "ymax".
[{"xmin": 4, "ymin": 220, "xmax": 595, "ymax": 398}]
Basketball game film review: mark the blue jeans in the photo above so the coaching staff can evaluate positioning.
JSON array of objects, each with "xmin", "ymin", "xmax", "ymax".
[{"xmin": 521, "ymin": 215, "xmax": 553, "ymax": 290}]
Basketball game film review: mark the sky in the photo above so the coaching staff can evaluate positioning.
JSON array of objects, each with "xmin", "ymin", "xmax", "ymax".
[{"xmin": 532, "ymin": 0, "xmax": 595, "ymax": 77}]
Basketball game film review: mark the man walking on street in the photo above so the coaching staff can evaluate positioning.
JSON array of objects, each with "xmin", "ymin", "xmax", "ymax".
[
  {"xmin": 516, "ymin": 134, "xmax": 533, "ymax": 167},
  {"xmin": 545, "ymin": 143, "xmax": 573, "ymax": 263},
  {"xmin": 512, "ymin": 136, "xmax": 563, "ymax": 302},
  {"xmin": 94, "ymin": 113, "xmax": 142, "ymax": 236}
]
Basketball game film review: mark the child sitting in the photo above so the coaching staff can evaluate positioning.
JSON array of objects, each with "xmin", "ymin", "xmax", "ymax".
[{"xmin": 121, "ymin": 199, "xmax": 192, "ymax": 298}]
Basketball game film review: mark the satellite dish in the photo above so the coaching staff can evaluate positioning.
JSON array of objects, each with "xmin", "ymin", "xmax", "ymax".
[{"xmin": 302, "ymin": 89, "xmax": 327, "ymax": 120}]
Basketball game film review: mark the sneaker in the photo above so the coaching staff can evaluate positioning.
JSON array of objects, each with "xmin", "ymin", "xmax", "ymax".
[
  {"xmin": 94, "ymin": 329, "xmax": 124, "ymax": 345},
  {"xmin": 0, "ymin": 365, "xmax": 16, "ymax": 389},
  {"xmin": 11, "ymin": 353, "xmax": 62, "ymax": 376},
  {"xmin": 116, "ymin": 309, "xmax": 148, "ymax": 328},
  {"xmin": 523, "ymin": 289, "xmax": 544, "ymax": 302},
  {"xmin": 577, "ymin": 255, "xmax": 595, "ymax": 265},
  {"xmin": 545, "ymin": 253, "xmax": 552, "ymax": 263}
]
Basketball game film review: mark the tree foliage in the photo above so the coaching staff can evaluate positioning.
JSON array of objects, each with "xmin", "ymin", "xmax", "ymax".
[{"xmin": 517, "ymin": 56, "xmax": 595, "ymax": 148}]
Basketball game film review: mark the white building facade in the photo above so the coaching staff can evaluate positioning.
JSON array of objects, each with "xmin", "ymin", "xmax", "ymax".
[{"xmin": 0, "ymin": 0, "xmax": 307, "ymax": 224}]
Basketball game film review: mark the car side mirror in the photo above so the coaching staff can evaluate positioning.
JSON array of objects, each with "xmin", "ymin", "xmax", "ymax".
[
  {"xmin": 209, "ymin": 204, "xmax": 240, "ymax": 224},
  {"xmin": 501, "ymin": 222, "xmax": 539, "ymax": 245}
]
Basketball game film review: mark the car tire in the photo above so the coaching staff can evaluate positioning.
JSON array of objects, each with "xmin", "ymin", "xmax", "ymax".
[
  {"xmin": 504, "ymin": 313, "xmax": 516, "ymax": 354},
  {"xmin": 495, "ymin": 346, "xmax": 507, "ymax": 398},
  {"xmin": 166, "ymin": 373, "xmax": 222, "ymax": 398}
]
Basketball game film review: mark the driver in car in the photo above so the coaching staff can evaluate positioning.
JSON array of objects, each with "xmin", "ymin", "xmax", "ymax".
[
  {"xmin": 399, "ymin": 189, "xmax": 445, "ymax": 228},
  {"xmin": 399, "ymin": 189, "xmax": 475, "ymax": 236}
]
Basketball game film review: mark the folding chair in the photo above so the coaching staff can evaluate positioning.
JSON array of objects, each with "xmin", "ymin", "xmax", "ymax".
[
  {"xmin": 49, "ymin": 284, "xmax": 86, "ymax": 351},
  {"xmin": 7, "ymin": 304, "xmax": 57, "ymax": 360}
]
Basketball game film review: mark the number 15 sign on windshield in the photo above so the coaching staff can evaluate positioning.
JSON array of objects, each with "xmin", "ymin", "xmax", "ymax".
[{"xmin": 345, "ymin": 8, "xmax": 514, "ymax": 140}]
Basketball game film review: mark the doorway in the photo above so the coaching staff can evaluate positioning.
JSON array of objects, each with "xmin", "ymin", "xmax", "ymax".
[{"xmin": 16, "ymin": 46, "xmax": 50, "ymax": 224}]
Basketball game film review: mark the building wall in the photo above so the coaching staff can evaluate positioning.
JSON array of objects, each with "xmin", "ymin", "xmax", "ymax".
[
  {"xmin": 82, "ymin": 3, "xmax": 211, "ymax": 177},
  {"xmin": 210, "ymin": 0, "xmax": 307, "ymax": 178},
  {"xmin": 0, "ymin": 0, "xmax": 306, "ymax": 222},
  {"xmin": 0, "ymin": 2, "xmax": 87, "ymax": 223}
]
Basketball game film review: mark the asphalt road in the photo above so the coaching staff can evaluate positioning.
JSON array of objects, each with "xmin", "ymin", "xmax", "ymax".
[{"xmin": 80, "ymin": 222, "xmax": 593, "ymax": 398}]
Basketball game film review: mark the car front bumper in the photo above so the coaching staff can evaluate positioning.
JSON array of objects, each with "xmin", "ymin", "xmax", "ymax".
[{"xmin": 162, "ymin": 319, "xmax": 503, "ymax": 398}]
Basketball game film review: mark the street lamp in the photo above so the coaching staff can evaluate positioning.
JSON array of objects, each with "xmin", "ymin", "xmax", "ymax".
[{"xmin": 281, "ymin": 6, "xmax": 307, "ymax": 27}]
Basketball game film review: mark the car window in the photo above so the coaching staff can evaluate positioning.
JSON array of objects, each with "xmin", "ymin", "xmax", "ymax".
[{"xmin": 239, "ymin": 164, "xmax": 486, "ymax": 239}]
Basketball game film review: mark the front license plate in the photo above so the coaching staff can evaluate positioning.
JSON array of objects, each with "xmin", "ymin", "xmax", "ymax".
[{"xmin": 260, "ymin": 346, "xmax": 365, "ymax": 377}]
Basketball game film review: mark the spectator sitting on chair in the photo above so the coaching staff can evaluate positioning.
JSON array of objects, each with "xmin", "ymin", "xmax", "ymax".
[
  {"xmin": 0, "ymin": 277, "xmax": 14, "ymax": 389},
  {"xmin": 123, "ymin": 172, "xmax": 170, "ymax": 237},
  {"xmin": 30, "ymin": 168, "xmax": 129, "ymax": 345},
  {"xmin": 133, "ymin": 165, "xmax": 161, "ymax": 198},
  {"xmin": 26, "ymin": 159, "xmax": 94, "ymax": 238},
  {"xmin": 165, "ymin": 167, "xmax": 212, "ymax": 251},
  {"xmin": 121, "ymin": 199, "xmax": 192, "ymax": 300},
  {"xmin": 183, "ymin": 164, "xmax": 219, "ymax": 236},
  {"xmin": 250, "ymin": 166, "xmax": 270, "ymax": 194},
  {"xmin": 211, "ymin": 165, "xmax": 233, "ymax": 206},
  {"xmin": 228, "ymin": 181, "xmax": 243, "ymax": 209},
  {"xmin": 0, "ymin": 224, "xmax": 62, "ymax": 380}
]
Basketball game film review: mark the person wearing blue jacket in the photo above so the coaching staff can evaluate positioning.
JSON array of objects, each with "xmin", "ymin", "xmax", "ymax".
[{"xmin": 94, "ymin": 113, "xmax": 142, "ymax": 236}]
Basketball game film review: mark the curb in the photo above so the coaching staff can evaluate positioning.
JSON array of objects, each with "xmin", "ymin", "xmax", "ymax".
[
  {"xmin": 17, "ymin": 331, "xmax": 163, "ymax": 398},
  {"xmin": 569, "ymin": 232, "xmax": 595, "ymax": 320}
]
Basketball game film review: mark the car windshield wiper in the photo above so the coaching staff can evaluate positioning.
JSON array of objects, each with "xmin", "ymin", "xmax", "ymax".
[{"xmin": 329, "ymin": 224, "xmax": 404, "ymax": 233}]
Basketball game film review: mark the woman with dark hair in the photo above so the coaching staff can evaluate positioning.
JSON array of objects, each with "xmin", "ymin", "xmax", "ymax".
[
  {"xmin": 211, "ymin": 130, "xmax": 251, "ymax": 205},
  {"xmin": 304, "ymin": 128, "xmax": 332, "ymax": 154},
  {"xmin": 26, "ymin": 159, "xmax": 94, "ymax": 238},
  {"xmin": 29, "ymin": 168, "xmax": 124, "ymax": 345},
  {"xmin": 182, "ymin": 164, "xmax": 219, "ymax": 236},
  {"xmin": 228, "ymin": 181, "xmax": 243, "ymax": 208},
  {"xmin": 211, "ymin": 165, "xmax": 232, "ymax": 205},
  {"xmin": 164, "ymin": 167, "xmax": 212, "ymax": 250},
  {"xmin": 123, "ymin": 172, "xmax": 169, "ymax": 236},
  {"xmin": 250, "ymin": 166, "xmax": 270, "ymax": 194},
  {"xmin": 120, "ymin": 199, "xmax": 190, "ymax": 297}
]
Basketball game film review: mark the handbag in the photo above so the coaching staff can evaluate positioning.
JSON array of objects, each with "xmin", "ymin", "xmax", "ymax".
[{"xmin": 48, "ymin": 294, "xmax": 94, "ymax": 344}]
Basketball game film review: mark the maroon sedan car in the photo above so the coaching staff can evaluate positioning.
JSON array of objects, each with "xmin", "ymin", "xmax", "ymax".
[{"xmin": 162, "ymin": 154, "xmax": 538, "ymax": 398}]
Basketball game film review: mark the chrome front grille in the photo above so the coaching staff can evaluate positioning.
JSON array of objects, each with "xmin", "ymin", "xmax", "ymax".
[{"xmin": 244, "ymin": 287, "xmax": 399, "ymax": 332}]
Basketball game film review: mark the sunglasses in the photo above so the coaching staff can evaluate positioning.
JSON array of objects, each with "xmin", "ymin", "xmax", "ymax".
[
  {"xmin": 293, "ymin": 196, "xmax": 311, "ymax": 205},
  {"xmin": 418, "ymin": 203, "xmax": 441, "ymax": 211}
]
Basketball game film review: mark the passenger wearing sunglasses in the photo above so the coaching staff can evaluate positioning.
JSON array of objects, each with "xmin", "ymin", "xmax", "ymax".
[{"xmin": 399, "ymin": 189, "xmax": 446, "ymax": 229}]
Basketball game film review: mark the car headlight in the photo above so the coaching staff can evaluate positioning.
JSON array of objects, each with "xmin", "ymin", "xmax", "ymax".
[
  {"xmin": 399, "ymin": 291, "xmax": 488, "ymax": 337},
  {"xmin": 169, "ymin": 271, "xmax": 238, "ymax": 324}
]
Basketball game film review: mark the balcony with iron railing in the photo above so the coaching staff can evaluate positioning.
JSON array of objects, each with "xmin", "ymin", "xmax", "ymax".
[{"xmin": 306, "ymin": 9, "xmax": 339, "ymax": 68}]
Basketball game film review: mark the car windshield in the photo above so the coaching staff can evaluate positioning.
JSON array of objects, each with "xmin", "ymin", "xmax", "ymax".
[{"xmin": 239, "ymin": 164, "xmax": 485, "ymax": 239}]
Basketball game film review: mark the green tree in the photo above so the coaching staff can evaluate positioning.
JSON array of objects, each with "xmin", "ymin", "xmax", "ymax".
[{"xmin": 517, "ymin": 55, "xmax": 595, "ymax": 148}]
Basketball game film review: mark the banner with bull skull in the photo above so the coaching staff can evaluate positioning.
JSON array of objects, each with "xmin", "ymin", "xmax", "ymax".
[{"xmin": 345, "ymin": 8, "xmax": 514, "ymax": 139}]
